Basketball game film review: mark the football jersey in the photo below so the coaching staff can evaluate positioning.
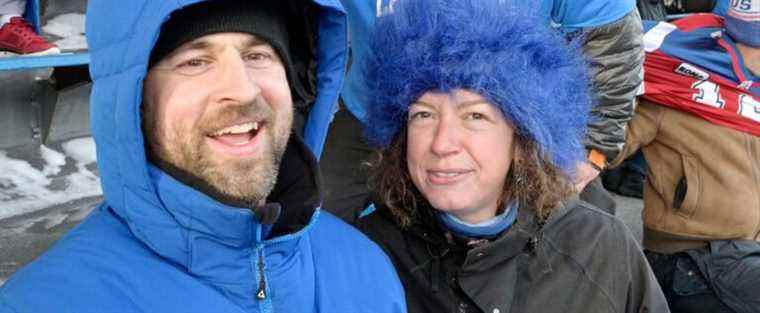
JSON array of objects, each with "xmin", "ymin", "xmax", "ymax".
[{"xmin": 641, "ymin": 14, "xmax": 760, "ymax": 136}]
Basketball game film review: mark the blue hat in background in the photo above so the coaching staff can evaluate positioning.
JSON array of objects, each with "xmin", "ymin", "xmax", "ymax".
[
  {"xmin": 725, "ymin": 0, "xmax": 760, "ymax": 47},
  {"xmin": 361, "ymin": 0, "xmax": 592, "ymax": 174}
]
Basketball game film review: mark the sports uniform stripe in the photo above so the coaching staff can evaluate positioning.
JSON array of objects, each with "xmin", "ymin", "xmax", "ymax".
[
  {"xmin": 643, "ymin": 22, "xmax": 677, "ymax": 52},
  {"xmin": 672, "ymin": 13, "xmax": 724, "ymax": 31}
]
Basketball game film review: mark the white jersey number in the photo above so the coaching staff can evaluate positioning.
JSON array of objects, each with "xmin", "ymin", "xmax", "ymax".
[
  {"xmin": 738, "ymin": 94, "xmax": 760, "ymax": 123},
  {"xmin": 692, "ymin": 80, "xmax": 726, "ymax": 109},
  {"xmin": 691, "ymin": 80, "xmax": 760, "ymax": 123}
]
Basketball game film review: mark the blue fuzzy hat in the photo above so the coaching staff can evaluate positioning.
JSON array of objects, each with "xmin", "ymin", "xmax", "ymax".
[{"xmin": 362, "ymin": 0, "xmax": 592, "ymax": 173}]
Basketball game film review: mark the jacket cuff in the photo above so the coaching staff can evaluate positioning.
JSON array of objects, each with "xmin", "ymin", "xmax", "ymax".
[{"xmin": 587, "ymin": 149, "xmax": 607, "ymax": 171}]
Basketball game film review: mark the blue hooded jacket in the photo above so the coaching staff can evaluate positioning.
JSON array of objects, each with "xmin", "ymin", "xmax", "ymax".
[{"xmin": 0, "ymin": 1, "xmax": 406, "ymax": 312}]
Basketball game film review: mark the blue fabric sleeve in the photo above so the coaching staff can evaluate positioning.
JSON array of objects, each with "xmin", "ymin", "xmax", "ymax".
[
  {"xmin": 713, "ymin": 0, "xmax": 729, "ymax": 16},
  {"xmin": 339, "ymin": 0, "xmax": 379, "ymax": 122},
  {"xmin": 0, "ymin": 297, "xmax": 20, "ymax": 313},
  {"xmin": 545, "ymin": 0, "xmax": 636, "ymax": 32}
]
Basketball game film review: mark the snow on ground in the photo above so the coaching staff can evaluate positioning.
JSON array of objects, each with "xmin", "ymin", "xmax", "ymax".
[
  {"xmin": 0, "ymin": 137, "xmax": 101, "ymax": 220},
  {"xmin": 42, "ymin": 13, "xmax": 87, "ymax": 51},
  {"xmin": 40, "ymin": 145, "xmax": 66, "ymax": 176},
  {"xmin": 62, "ymin": 137, "xmax": 97, "ymax": 164}
]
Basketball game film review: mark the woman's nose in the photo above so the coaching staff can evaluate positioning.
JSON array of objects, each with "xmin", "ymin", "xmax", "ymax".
[{"xmin": 430, "ymin": 117, "xmax": 461, "ymax": 157}]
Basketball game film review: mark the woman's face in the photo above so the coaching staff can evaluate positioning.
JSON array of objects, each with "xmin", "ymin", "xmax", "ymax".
[{"xmin": 406, "ymin": 89, "xmax": 516, "ymax": 224}]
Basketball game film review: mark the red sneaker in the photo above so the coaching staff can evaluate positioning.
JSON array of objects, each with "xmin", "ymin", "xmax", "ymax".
[{"xmin": 0, "ymin": 17, "xmax": 60, "ymax": 55}]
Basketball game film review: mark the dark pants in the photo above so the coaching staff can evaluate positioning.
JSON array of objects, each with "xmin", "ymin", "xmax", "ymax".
[
  {"xmin": 646, "ymin": 250, "xmax": 733, "ymax": 313},
  {"xmin": 602, "ymin": 150, "xmax": 647, "ymax": 199},
  {"xmin": 645, "ymin": 241, "xmax": 760, "ymax": 313}
]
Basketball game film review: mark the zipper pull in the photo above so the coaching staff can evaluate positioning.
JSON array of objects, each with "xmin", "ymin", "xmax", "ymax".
[
  {"xmin": 257, "ymin": 287, "xmax": 266, "ymax": 300},
  {"xmin": 256, "ymin": 253, "xmax": 267, "ymax": 300}
]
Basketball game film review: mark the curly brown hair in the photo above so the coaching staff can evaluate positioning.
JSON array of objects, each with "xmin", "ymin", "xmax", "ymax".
[{"xmin": 370, "ymin": 128, "xmax": 576, "ymax": 228}]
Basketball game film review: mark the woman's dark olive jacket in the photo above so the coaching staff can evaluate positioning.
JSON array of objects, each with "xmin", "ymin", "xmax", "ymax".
[{"xmin": 357, "ymin": 198, "xmax": 670, "ymax": 313}]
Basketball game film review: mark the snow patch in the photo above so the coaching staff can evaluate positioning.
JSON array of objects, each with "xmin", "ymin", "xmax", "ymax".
[
  {"xmin": 61, "ymin": 137, "xmax": 96, "ymax": 164},
  {"xmin": 40, "ymin": 145, "xmax": 66, "ymax": 176},
  {"xmin": 42, "ymin": 13, "xmax": 87, "ymax": 51},
  {"xmin": 0, "ymin": 138, "xmax": 101, "ymax": 219},
  {"xmin": 43, "ymin": 212, "xmax": 69, "ymax": 230},
  {"xmin": 53, "ymin": 36, "xmax": 88, "ymax": 52},
  {"xmin": 0, "ymin": 151, "xmax": 52, "ymax": 200}
]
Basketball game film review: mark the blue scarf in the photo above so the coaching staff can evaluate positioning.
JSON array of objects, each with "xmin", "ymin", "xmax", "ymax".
[{"xmin": 437, "ymin": 202, "xmax": 519, "ymax": 239}]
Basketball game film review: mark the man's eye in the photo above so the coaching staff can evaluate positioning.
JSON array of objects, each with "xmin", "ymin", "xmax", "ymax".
[
  {"xmin": 178, "ymin": 58, "xmax": 208, "ymax": 68},
  {"xmin": 174, "ymin": 58, "xmax": 212, "ymax": 75},
  {"xmin": 245, "ymin": 52, "xmax": 274, "ymax": 67}
]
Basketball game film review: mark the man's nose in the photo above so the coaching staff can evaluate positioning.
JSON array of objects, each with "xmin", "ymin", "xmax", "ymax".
[
  {"xmin": 214, "ymin": 54, "xmax": 261, "ymax": 105},
  {"xmin": 430, "ymin": 117, "xmax": 461, "ymax": 157}
]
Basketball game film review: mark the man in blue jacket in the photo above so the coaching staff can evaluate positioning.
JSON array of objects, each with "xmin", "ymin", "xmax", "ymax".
[{"xmin": 0, "ymin": 1, "xmax": 406, "ymax": 312}]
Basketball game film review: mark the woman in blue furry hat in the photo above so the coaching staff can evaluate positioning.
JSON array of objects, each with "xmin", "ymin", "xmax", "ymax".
[{"xmin": 355, "ymin": 1, "xmax": 670, "ymax": 312}]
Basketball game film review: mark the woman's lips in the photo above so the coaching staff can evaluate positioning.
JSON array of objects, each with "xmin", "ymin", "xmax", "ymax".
[{"xmin": 426, "ymin": 169, "xmax": 472, "ymax": 185}]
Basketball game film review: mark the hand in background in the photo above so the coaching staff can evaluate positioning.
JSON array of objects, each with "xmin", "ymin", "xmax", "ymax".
[{"xmin": 574, "ymin": 161, "xmax": 601, "ymax": 192}]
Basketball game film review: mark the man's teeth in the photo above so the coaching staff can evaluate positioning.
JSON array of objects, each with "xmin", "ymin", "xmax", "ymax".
[{"xmin": 210, "ymin": 122, "xmax": 259, "ymax": 137}]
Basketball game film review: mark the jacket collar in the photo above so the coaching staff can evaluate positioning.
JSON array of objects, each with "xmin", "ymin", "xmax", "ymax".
[
  {"xmin": 116, "ymin": 134, "xmax": 321, "ymax": 280},
  {"xmin": 402, "ymin": 198, "xmax": 580, "ymax": 273}
]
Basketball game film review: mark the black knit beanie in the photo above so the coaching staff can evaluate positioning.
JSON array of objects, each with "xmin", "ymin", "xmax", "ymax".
[{"xmin": 148, "ymin": 0, "xmax": 293, "ymax": 80}]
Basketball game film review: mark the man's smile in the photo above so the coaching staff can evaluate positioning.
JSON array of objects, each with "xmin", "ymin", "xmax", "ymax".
[{"xmin": 206, "ymin": 120, "xmax": 268, "ymax": 157}]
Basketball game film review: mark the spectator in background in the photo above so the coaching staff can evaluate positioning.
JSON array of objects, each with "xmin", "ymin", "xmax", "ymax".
[
  {"xmin": 0, "ymin": 0, "xmax": 58, "ymax": 55},
  {"xmin": 356, "ymin": 1, "xmax": 669, "ymax": 312},
  {"xmin": 322, "ymin": 0, "xmax": 644, "ymax": 222},
  {"xmin": 609, "ymin": 1, "xmax": 760, "ymax": 312},
  {"xmin": 638, "ymin": 0, "xmax": 668, "ymax": 20},
  {"xmin": 663, "ymin": 0, "xmax": 722, "ymax": 15},
  {"xmin": 604, "ymin": 0, "xmax": 737, "ymax": 199},
  {"xmin": 602, "ymin": 0, "xmax": 672, "ymax": 199}
]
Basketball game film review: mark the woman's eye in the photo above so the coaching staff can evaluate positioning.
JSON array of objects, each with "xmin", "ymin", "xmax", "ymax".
[
  {"xmin": 467, "ymin": 112, "xmax": 486, "ymax": 120},
  {"xmin": 409, "ymin": 111, "xmax": 432, "ymax": 120}
]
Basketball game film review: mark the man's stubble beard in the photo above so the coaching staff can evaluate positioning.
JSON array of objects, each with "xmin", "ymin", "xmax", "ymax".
[{"xmin": 145, "ymin": 102, "xmax": 292, "ymax": 208}]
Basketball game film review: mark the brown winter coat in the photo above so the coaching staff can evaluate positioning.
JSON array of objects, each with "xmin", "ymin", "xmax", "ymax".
[{"xmin": 611, "ymin": 99, "xmax": 760, "ymax": 253}]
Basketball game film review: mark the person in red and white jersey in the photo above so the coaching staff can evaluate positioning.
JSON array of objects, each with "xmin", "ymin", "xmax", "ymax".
[{"xmin": 609, "ymin": 1, "xmax": 759, "ymax": 312}]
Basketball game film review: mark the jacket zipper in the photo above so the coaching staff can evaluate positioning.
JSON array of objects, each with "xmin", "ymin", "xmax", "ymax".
[
  {"xmin": 254, "ymin": 245, "xmax": 274, "ymax": 313},
  {"xmin": 256, "ymin": 252, "xmax": 267, "ymax": 300},
  {"xmin": 252, "ymin": 221, "xmax": 272, "ymax": 312}
]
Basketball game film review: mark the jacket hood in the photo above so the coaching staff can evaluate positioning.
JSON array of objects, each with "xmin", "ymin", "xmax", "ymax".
[{"xmin": 85, "ymin": 0, "xmax": 347, "ymax": 265}]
